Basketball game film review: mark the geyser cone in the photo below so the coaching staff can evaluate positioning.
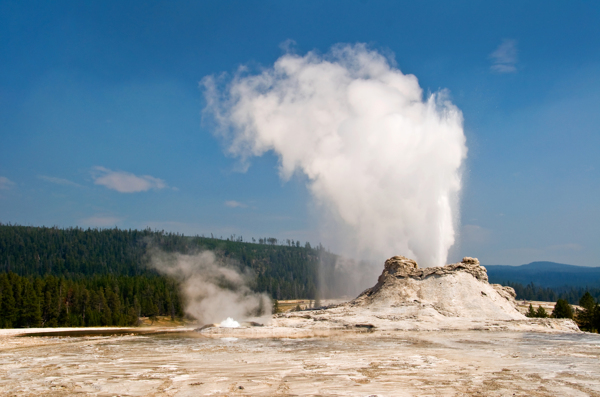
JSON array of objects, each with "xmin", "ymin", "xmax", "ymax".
[
  {"xmin": 351, "ymin": 256, "xmax": 523, "ymax": 320},
  {"xmin": 203, "ymin": 255, "xmax": 580, "ymax": 334}
]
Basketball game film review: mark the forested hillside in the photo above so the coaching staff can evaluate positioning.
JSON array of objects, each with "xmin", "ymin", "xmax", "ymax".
[
  {"xmin": 0, "ymin": 224, "xmax": 330, "ymax": 328},
  {"xmin": 2, "ymin": 223, "xmax": 599, "ymax": 329},
  {"xmin": 487, "ymin": 262, "xmax": 600, "ymax": 288},
  {"xmin": 0, "ymin": 224, "xmax": 323, "ymax": 298},
  {"xmin": 506, "ymin": 281, "xmax": 600, "ymax": 305},
  {"xmin": 0, "ymin": 272, "xmax": 182, "ymax": 328}
]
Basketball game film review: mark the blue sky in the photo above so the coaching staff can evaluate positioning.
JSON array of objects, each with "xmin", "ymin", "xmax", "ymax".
[{"xmin": 1, "ymin": 1, "xmax": 599, "ymax": 266}]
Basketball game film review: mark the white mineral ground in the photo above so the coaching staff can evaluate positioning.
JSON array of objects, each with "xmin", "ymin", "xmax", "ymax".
[{"xmin": 1, "ymin": 257, "xmax": 599, "ymax": 396}]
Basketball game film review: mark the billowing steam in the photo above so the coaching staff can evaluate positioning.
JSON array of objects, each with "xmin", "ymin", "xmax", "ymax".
[
  {"xmin": 149, "ymin": 250, "xmax": 271, "ymax": 324},
  {"xmin": 203, "ymin": 44, "xmax": 467, "ymax": 267}
]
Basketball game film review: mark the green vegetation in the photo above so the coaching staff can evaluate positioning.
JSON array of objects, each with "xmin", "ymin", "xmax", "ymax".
[
  {"xmin": 2, "ymin": 223, "xmax": 599, "ymax": 332},
  {"xmin": 518, "ymin": 284, "xmax": 600, "ymax": 332},
  {"xmin": 487, "ymin": 262, "xmax": 600, "ymax": 289},
  {"xmin": 526, "ymin": 304, "xmax": 549, "ymax": 318},
  {"xmin": 272, "ymin": 299, "xmax": 281, "ymax": 314},
  {"xmin": 0, "ymin": 223, "xmax": 324, "ymax": 298},
  {"xmin": 506, "ymin": 281, "xmax": 600, "ymax": 305},
  {"xmin": 552, "ymin": 299, "xmax": 573, "ymax": 319},
  {"xmin": 0, "ymin": 223, "xmax": 328, "ymax": 328},
  {"xmin": 0, "ymin": 272, "xmax": 182, "ymax": 328},
  {"xmin": 526, "ymin": 304, "xmax": 536, "ymax": 318},
  {"xmin": 575, "ymin": 292, "xmax": 600, "ymax": 332},
  {"xmin": 535, "ymin": 306, "xmax": 549, "ymax": 318}
]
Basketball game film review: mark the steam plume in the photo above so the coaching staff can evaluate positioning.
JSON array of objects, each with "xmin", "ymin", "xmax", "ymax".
[
  {"xmin": 203, "ymin": 44, "xmax": 467, "ymax": 267},
  {"xmin": 149, "ymin": 250, "xmax": 271, "ymax": 324}
]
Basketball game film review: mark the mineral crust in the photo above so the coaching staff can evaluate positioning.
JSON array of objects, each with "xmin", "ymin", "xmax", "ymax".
[
  {"xmin": 202, "ymin": 255, "xmax": 580, "ymax": 335},
  {"xmin": 269, "ymin": 255, "xmax": 578, "ymax": 333}
]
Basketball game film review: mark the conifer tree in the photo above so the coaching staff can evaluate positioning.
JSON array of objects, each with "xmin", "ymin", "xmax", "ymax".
[
  {"xmin": 272, "ymin": 299, "xmax": 281, "ymax": 314},
  {"xmin": 535, "ymin": 306, "xmax": 548, "ymax": 318},
  {"xmin": 592, "ymin": 305, "xmax": 600, "ymax": 332},
  {"xmin": 20, "ymin": 280, "xmax": 42, "ymax": 327},
  {"xmin": 577, "ymin": 292, "xmax": 597, "ymax": 331},
  {"xmin": 552, "ymin": 299, "xmax": 573, "ymax": 319},
  {"xmin": 0, "ymin": 275, "xmax": 16, "ymax": 327}
]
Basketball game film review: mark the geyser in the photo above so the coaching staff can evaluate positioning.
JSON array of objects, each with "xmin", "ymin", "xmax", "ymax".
[
  {"xmin": 219, "ymin": 317, "xmax": 241, "ymax": 328},
  {"xmin": 149, "ymin": 250, "xmax": 271, "ymax": 325},
  {"xmin": 203, "ymin": 43, "xmax": 467, "ymax": 267}
]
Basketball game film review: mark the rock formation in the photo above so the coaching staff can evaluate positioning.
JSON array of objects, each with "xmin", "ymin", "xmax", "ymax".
[
  {"xmin": 200, "ymin": 255, "xmax": 580, "ymax": 335},
  {"xmin": 350, "ymin": 256, "xmax": 523, "ymax": 321},
  {"xmin": 268, "ymin": 255, "xmax": 579, "ymax": 333}
]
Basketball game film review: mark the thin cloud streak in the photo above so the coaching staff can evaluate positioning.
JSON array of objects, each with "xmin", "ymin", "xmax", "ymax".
[
  {"xmin": 92, "ymin": 166, "xmax": 168, "ymax": 193},
  {"xmin": 38, "ymin": 175, "xmax": 83, "ymax": 188},
  {"xmin": 0, "ymin": 176, "xmax": 15, "ymax": 190},
  {"xmin": 224, "ymin": 200, "xmax": 248, "ymax": 208},
  {"xmin": 490, "ymin": 39, "xmax": 518, "ymax": 73}
]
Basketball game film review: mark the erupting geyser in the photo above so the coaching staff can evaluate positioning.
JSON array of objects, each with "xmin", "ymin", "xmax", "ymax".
[
  {"xmin": 203, "ymin": 43, "xmax": 467, "ymax": 267},
  {"xmin": 197, "ymin": 255, "xmax": 580, "ymax": 334}
]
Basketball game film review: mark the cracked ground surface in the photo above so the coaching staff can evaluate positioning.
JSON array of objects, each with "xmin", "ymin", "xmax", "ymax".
[{"xmin": 0, "ymin": 330, "xmax": 599, "ymax": 396}]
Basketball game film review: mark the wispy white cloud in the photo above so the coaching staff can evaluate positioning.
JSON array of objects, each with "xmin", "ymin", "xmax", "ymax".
[
  {"xmin": 38, "ymin": 175, "xmax": 83, "ymax": 188},
  {"xmin": 0, "ymin": 176, "xmax": 15, "ymax": 190},
  {"xmin": 92, "ymin": 166, "xmax": 168, "ymax": 193},
  {"xmin": 224, "ymin": 200, "xmax": 248, "ymax": 208},
  {"xmin": 79, "ymin": 215, "xmax": 122, "ymax": 227},
  {"xmin": 490, "ymin": 39, "xmax": 518, "ymax": 73}
]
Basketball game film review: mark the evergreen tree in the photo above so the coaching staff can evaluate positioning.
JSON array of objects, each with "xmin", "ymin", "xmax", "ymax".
[
  {"xmin": 579, "ymin": 291, "xmax": 595, "ymax": 311},
  {"xmin": 552, "ymin": 299, "xmax": 573, "ymax": 319},
  {"xmin": 535, "ymin": 306, "xmax": 548, "ymax": 318},
  {"xmin": 20, "ymin": 280, "xmax": 42, "ymax": 327},
  {"xmin": 592, "ymin": 305, "xmax": 600, "ymax": 332},
  {"xmin": 577, "ymin": 292, "xmax": 598, "ymax": 331},
  {"xmin": 272, "ymin": 299, "xmax": 281, "ymax": 314},
  {"xmin": 42, "ymin": 289, "xmax": 58, "ymax": 327},
  {"xmin": 0, "ymin": 275, "xmax": 16, "ymax": 327},
  {"xmin": 526, "ymin": 304, "xmax": 536, "ymax": 317}
]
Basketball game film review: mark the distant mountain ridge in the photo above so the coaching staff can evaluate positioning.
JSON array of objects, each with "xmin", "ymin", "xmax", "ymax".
[{"xmin": 486, "ymin": 261, "xmax": 600, "ymax": 288}]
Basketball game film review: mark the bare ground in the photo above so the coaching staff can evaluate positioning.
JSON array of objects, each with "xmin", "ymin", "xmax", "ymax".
[{"xmin": 1, "ymin": 327, "xmax": 599, "ymax": 396}]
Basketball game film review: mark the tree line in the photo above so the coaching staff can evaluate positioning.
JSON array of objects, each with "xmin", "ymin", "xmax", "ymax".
[
  {"xmin": 0, "ymin": 224, "xmax": 326, "ymax": 328},
  {"xmin": 506, "ymin": 281, "xmax": 600, "ymax": 305},
  {"xmin": 2, "ymin": 223, "xmax": 599, "ymax": 331},
  {"xmin": 0, "ymin": 272, "xmax": 183, "ymax": 328},
  {"xmin": 525, "ymin": 292, "xmax": 600, "ymax": 333}
]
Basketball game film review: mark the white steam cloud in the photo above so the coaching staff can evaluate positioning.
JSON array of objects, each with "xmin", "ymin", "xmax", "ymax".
[
  {"xmin": 149, "ymin": 250, "xmax": 271, "ymax": 324},
  {"xmin": 203, "ymin": 44, "xmax": 467, "ymax": 267}
]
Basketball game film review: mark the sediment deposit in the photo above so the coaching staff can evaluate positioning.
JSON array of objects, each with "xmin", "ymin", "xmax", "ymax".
[
  {"xmin": 1, "ymin": 329, "xmax": 599, "ymax": 396},
  {"xmin": 1, "ymin": 255, "xmax": 594, "ymax": 396},
  {"xmin": 250, "ymin": 256, "xmax": 579, "ymax": 335}
]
